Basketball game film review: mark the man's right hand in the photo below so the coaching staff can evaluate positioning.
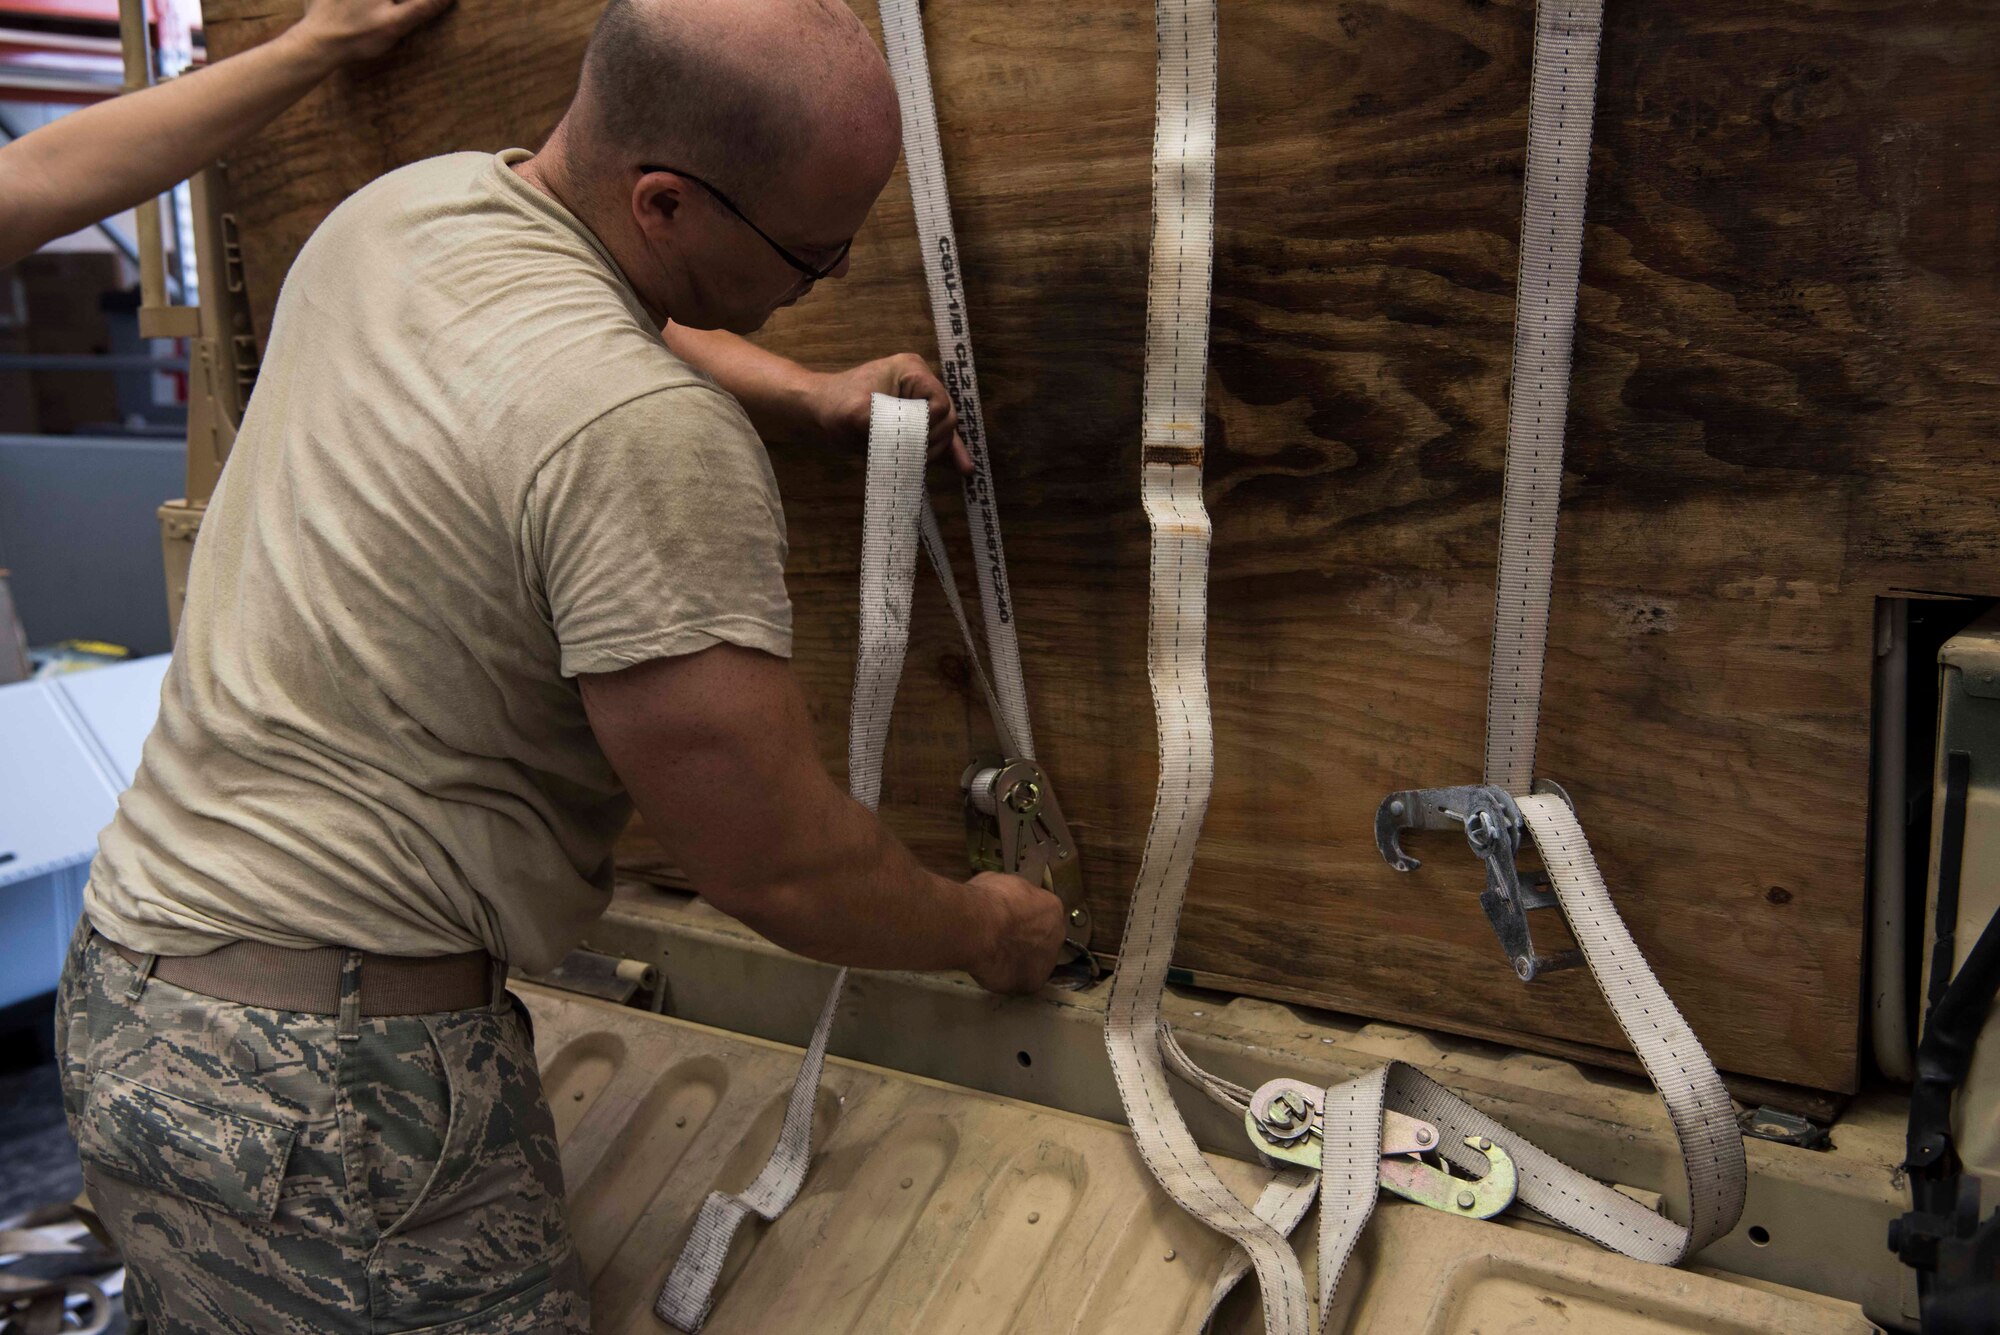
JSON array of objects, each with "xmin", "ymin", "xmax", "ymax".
[{"xmin": 964, "ymin": 871, "xmax": 1069, "ymax": 996}]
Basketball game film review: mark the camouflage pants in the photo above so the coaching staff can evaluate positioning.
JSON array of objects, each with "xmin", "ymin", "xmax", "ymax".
[{"xmin": 54, "ymin": 921, "xmax": 589, "ymax": 1334}]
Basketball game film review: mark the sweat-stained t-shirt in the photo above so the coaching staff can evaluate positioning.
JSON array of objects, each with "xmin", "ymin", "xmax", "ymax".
[{"xmin": 85, "ymin": 150, "xmax": 793, "ymax": 971}]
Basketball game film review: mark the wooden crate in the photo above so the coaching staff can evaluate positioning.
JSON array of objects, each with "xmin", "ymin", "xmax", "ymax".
[{"xmin": 201, "ymin": 0, "xmax": 2000, "ymax": 1093}]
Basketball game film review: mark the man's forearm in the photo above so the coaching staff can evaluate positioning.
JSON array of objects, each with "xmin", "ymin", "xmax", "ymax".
[
  {"xmin": 582, "ymin": 647, "xmax": 1062, "ymax": 993},
  {"xmin": 0, "ymin": 31, "xmax": 342, "ymax": 267},
  {"xmin": 716, "ymin": 778, "xmax": 997, "ymax": 973},
  {"xmin": 662, "ymin": 324, "xmax": 825, "ymax": 447},
  {"xmin": 581, "ymin": 646, "xmax": 996, "ymax": 974},
  {"xmin": 664, "ymin": 327, "xmax": 973, "ymax": 472}
]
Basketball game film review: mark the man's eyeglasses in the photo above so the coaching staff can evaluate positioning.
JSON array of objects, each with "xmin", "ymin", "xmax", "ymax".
[{"xmin": 641, "ymin": 165, "xmax": 852, "ymax": 282}]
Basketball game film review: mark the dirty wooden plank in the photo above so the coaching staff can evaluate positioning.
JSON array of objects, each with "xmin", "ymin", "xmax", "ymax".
[{"xmin": 202, "ymin": 0, "xmax": 2000, "ymax": 1093}]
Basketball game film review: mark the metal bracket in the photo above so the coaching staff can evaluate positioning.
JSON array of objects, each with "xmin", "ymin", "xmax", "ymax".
[
  {"xmin": 1374, "ymin": 781, "xmax": 1582, "ymax": 982},
  {"xmin": 1739, "ymin": 1105, "xmax": 1833, "ymax": 1151},
  {"xmin": 1244, "ymin": 1078, "xmax": 1517, "ymax": 1220},
  {"xmin": 963, "ymin": 756, "xmax": 1095, "ymax": 982},
  {"xmin": 519, "ymin": 948, "xmax": 664, "ymax": 1012}
]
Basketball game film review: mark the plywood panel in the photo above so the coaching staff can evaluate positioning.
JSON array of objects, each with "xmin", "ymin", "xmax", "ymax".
[{"xmin": 202, "ymin": 0, "xmax": 2000, "ymax": 1092}]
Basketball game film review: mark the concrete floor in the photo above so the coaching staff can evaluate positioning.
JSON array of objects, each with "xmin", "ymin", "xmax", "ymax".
[
  {"xmin": 0, "ymin": 1009, "xmax": 126, "ymax": 1334},
  {"xmin": 0, "ymin": 1058, "xmax": 82, "ymax": 1223}
]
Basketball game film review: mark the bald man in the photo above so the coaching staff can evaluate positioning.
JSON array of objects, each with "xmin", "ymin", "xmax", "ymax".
[{"xmin": 56, "ymin": 1, "xmax": 1066, "ymax": 1329}]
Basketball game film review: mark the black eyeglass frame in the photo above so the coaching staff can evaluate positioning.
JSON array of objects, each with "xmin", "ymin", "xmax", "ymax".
[{"xmin": 640, "ymin": 164, "xmax": 852, "ymax": 282}]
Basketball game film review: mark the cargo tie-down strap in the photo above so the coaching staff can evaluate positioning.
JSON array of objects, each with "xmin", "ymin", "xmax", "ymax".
[
  {"xmin": 657, "ymin": 449, "xmax": 1037, "ymax": 1328},
  {"xmin": 658, "ymin": 390, "xmax": 1038, "ymax": 1328},
  {"xmin": 655, "ymin": 394, "xmax": 929, "ymax": 1329},
  {"xmin": 665, "ymin": 0, "xmax": 1745, "ymax": 1329},
  {"xmin": 657, "ymin": 2, "xmax": 1049, "ymax": 1322},
  {"xmin": 1102, "ymin": 1, "xmax": 1747, "ymax": 1331}
]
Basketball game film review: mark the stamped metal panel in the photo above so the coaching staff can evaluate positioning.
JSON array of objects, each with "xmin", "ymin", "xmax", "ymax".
[{"xmin": 522, "ymin": 986, "xmax": 1872, "ymax": 1334}]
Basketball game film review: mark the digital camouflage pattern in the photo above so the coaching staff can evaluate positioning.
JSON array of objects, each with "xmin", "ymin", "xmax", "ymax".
[{"xmin": 55, "ymin": 921, "xmax": 588, "ymax": 1333}]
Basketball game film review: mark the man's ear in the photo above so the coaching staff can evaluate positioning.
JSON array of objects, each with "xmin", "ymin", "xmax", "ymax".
[{"xmin": 632, "ymin": 170, "xmax": 686, "ymax": 245}]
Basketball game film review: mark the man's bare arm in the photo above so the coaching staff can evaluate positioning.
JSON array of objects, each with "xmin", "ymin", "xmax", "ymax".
[
  {"xmin": 581, "ymin": 642, "xmax": 1063, "ymax": 993},
  {"xmin": 0, "ymin": 0, "xmax": 453, "ymax": 268},
  {"xmin": 663, "ymin": 324, "xmax": 974, "ymax": 472}
]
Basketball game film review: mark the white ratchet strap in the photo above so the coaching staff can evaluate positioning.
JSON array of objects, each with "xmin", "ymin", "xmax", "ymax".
[
  {"xmin": 656, "ymin": 395, "xmax": 931, "ymax": 1330},
  {"xmin": 1107, "ymin": 2, "xmax": 1744, "ymax": 1332},
  {"xmin": 882, "ymin": 0, "xmax": 1035, "ymax": 763},
  {"xmin": 661, "ymin": 8, "xmax": 1050, "ymax": 1319},
  {"xmin": 1469, "ymin": 0, "xmax": 1744, "ymax": 1268},
  {"xmin": 1475, "ymin": 7, "xmax": 1744, "ymax": 1261},
  {"xmin": 1104, "ymin": 0, "xmax": 1331, "ymax": 1326},
  {"xmin": 1484, "ymin": 0, "xmax": 1594, "ymax": 798}
]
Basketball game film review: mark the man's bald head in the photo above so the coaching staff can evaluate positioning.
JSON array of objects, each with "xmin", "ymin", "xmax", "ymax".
[
  {"xmin": 518, "ymin": 0, "xmax": 903, "ymax": 332},
  {"xmin": 571, "ymin": 0, "xmax": 899, "ymax": 207}
]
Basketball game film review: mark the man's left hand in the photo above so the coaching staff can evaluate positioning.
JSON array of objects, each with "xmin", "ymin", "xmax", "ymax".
[{"xmin": 811, "ymin": 353, "xmax": 973, "ymax": 474}]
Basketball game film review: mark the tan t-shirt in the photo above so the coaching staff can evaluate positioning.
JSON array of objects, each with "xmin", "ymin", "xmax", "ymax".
[{"xmin": 86, "ymin": 150, "xmax": 792, "ymax": 971}]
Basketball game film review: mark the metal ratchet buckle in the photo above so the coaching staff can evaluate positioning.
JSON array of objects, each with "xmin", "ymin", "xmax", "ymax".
[
  {"xmin": 1373, "ymin": 781, "xmax": 1582, "ymax": 983},
  {"xmin": 962, "ymin": 755, "xmax": 1097, "ymax": 984},
  {"xmin": 1245, "ymin": 1079, "xmax": 1517, "ymax": 1219}
]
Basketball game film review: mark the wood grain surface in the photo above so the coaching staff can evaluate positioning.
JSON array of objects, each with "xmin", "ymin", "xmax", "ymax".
[{"xmin": 202, "ymin": 0, "xmax": 2000, "ymax": 1093}]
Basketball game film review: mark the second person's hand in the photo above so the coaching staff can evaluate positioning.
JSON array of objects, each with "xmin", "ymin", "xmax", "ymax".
[{"xmin": 292, "ymin": 0, "xmax": 457, "ymax": 68}]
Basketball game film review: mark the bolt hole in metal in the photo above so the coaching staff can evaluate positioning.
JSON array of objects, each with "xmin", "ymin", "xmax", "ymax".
[
  {"xmin": 1016, "ymin": 1050, "xmax": 1033, "ymax": 1068},
  {"xmin": 1748, "ymin": 1225, "xmax": 1772, "ymax": 1247}
]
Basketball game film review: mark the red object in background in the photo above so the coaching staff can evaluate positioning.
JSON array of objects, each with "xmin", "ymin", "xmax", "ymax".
[
  {"xmin": 0, "ymin": 3, "xmax": 132, "ymax": 22},
  {"xmin": 0, "ymin": 2, "xmax": 170, "ymax": 104}
]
